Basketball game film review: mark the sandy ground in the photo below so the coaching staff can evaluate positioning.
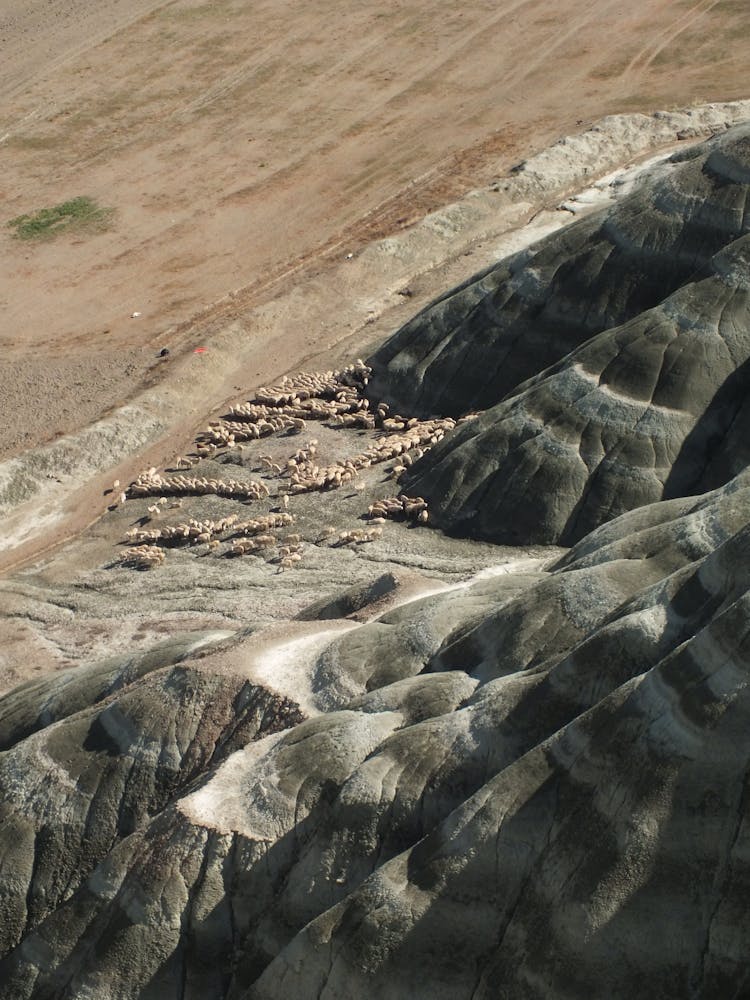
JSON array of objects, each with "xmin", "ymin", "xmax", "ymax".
[{"xmin": 1, "ymin": 0, "xmax": 748, "ymax": 461}]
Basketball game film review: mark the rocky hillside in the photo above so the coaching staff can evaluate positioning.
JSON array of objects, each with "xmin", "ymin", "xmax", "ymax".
[
  {"xmin": 2, "ymin": 124, "xmax": 750, "ymax": 998},
  {"xmin": 1, "ymin": 470, "xmax": 749, "ymax": 998},
  {"xmin": 372, "ymin": 124, "xmax": 750, "ymax": 545}
]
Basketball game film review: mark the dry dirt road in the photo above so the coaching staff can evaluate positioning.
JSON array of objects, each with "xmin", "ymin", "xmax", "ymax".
[{"xmin": 0, "ymin": 0, "xmax": 747, "ymax": 461}]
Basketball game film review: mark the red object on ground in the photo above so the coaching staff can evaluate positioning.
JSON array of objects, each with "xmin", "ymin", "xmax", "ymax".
[{"xmin": 194, "ymin": 347, "xmax": 207, "ymax": 353}]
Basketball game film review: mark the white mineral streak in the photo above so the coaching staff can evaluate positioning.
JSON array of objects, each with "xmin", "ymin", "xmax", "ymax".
[
  {"xmin": 0, "ymin": 507, "xmax": 63, "ymax": 553},
  {"xmin": 470, "ymin": 557, "xmax": 552, "ymax": 580},
  {"xmin": 351, "ymin": 555, "xmax": 550, "ymax": 621},
  {"xmin": 179, "ymin": 555, "xmax": 551, "ymax": 836},
  {"xmin": 246, "ymin": 623, "xmax": 361, "ymax": 714},
  {"xmin": 558, "ymin": 149, "xmax": 679, "ymax": 215},
  {"xmin": 180, "ymin": 710, "xmax": 402, "ymax": 839},
  {"xmin": 184, "ymin": 630, "xmax": 236, "ymax": 652},
  {"xmin": 178, "ymin": 729, "xmax": 288, "ymax": 839}
]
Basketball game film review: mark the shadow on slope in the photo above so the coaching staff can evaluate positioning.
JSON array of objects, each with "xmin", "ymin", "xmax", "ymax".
[
  {"xmin": 2, "ymin": 473, "xmax": 750, "ymax": 997},
  {"xmin": 401, "ymin": 233, "xmax": 750, "ymax": 545},
  {"xmin": 367, "ymin": 125, "xmax": 750, "ymax": 420}
]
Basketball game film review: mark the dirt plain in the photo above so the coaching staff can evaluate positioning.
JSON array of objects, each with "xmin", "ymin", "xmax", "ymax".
[{"xmin": 1, "ymin": 0, "xmax": 749, "ymax": 460}]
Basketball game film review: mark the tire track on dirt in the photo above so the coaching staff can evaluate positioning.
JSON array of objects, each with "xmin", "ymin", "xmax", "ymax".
[
  {"xmin": 622, "ymin": 0, "xmax": 721, "ymax": 80},
  {"xmin": 0, "ymin": 0, "xmax": 176, "ymax": 103},
  {"xmin": 377, "ymin": 0, "xmax": 624, "ymax": 128},
  {"xmin": 493, "ymin": 0, "xmax": 625, "ymax": 90},
  {"xmin": 150, "ymin": 2, "xmax": 631, "ymax": 354},
  {"xmin": 174, "ymin": 0, "xmax": 536, "ymax": 126}
]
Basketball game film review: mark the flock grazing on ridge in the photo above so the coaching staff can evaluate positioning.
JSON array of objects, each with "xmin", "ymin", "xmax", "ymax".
[{"xmin": 116, "ymin": 360, "xmax": 477, "ymax": 570}]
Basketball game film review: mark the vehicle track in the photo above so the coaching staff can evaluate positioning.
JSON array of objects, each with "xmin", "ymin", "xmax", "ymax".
[{"xmin": 622, "ymin": 0, "xmax": 721, "ymax": 80}]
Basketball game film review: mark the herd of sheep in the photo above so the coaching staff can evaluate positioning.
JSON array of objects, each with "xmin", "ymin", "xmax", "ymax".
[{"xmin": 116, "ymin": 360, "xmax": 476, "ymax": 569}]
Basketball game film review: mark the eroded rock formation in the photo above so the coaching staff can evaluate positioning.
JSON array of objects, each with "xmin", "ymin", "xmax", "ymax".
[
  {"xmin": 3, "ymin": 124, "xmax": 750, "ymax": 999},
  {"xmin": 371, "ymin": 125, "xmax": 750, "ymax": 545},
  {"xmin": 2, "ymin": 468, "xmax": 750, "ymax": 997}
]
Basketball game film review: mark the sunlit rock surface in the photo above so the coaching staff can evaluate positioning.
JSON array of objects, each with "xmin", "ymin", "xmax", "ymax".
[
  {"xmin": 2, "ymin": 468, "xmax": 750, "ymax": 997},
  {"xmin": 3, "ymin": 125, "xmax": 750, "ymax": 998},
  {"xmin": 371, "ymin": 125, "xmax": 750, "ymax": 545},
  {"xmin": 369, "ymin": 126, "xmax": 750, "ymax": 420}
]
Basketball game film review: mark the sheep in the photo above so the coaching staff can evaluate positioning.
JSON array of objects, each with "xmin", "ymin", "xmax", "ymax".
[
  {"xmin": 119, "ymin": 545, "xmax": 166, "ymax": 570},
  {"xmin": 197, "ymin": 363, "xmax": 374, "ymax": 452},
  {"xmin": 129, "ymin": 469, "xmax": 270, "ymax": 501},
  {"xmin": 253, "ymin": 534, "xmax": 276, "ymax": 548},
  {"xmin": 123, "ymin": 513, "xmax": 246, "ymax": 549},
  {"xmin": 363, "ymin": 495, "xmax": 429, "ymax": 526},
  {"xmin": 335, "ymin": 529, "xmax": 361, "ymax": 547},
  {"xmin": 114, "ymin": 357, "xmax": 456, "ymax": 568}
]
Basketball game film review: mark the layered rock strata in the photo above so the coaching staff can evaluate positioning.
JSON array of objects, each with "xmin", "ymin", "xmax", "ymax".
[
  {"xmin": 371, "ymin": 125, "xmax": 750, "ymax": 545},
  {"xmin": 1, "ymin": 468, "xmax": 750, "ymax": 997}
]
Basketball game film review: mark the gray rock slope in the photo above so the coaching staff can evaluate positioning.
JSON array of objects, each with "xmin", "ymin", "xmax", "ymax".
[
  {"xmin": 370, "ymin": 125, "xmax": 750, "ymax": 545},
  {"xmin": 405, "ymin": 232, "xmax": 750, "ymax": 544},
  {"xmin": 368, "ymin": 127, "xmax": 750, "ymax": 420},
  {"xmin": 4, "ymin": 125, "xmax": 750, "ymax": 1000},
  {"xmin": 1, "ymin": 469, "xmax": 750, "ymax": 998}
]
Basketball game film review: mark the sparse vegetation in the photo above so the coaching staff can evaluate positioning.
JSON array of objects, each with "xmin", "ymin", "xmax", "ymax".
[
  {"xmin": 7, "ymin": 196, "xmax": 114, "ymax": 240},
  {"xmin": 157, "ymin": 0, "xmax": 238, "ymax": 21}
]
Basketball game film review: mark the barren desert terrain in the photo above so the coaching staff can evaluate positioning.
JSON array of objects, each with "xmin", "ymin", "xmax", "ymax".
[
  {"xmin": 1, "ymin": 0, "xmax": 748, "ymax": 466},
  {"xmin": 2, "ymin": 3, "xmax": 750, "ymax": 994}
]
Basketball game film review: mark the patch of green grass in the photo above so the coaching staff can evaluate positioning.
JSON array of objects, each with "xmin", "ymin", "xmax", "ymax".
[
  {"xmin": 7, "ymin": 196, "xmax": 114, "ymax": 241},
  {"xmin": 5, "ymin": 134, "xmax": 64, "ymax": 151},
  {"xmin": 157, "ymin": 0, "xmax": 238, "ymax": 21}
]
